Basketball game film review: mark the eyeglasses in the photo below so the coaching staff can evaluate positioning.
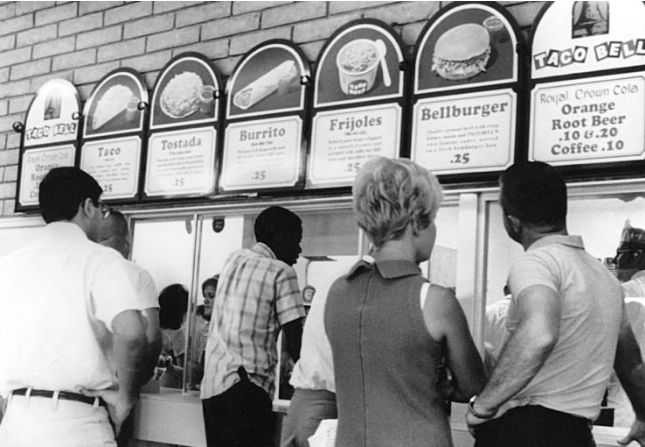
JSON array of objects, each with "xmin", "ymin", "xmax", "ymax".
[{"xmin": 97, "ymin": 200, "xmax": 112, "ymax": 219}]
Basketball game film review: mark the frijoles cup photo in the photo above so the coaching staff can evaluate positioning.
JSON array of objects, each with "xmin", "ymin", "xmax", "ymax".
[{"xmin": 431, "ymin": 23, "xmax": 491, "ymax": 81}]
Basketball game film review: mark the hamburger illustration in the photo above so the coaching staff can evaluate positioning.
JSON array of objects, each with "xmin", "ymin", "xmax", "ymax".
[{"xmin": 431, "ymin": 23, "xmax": 491, "ymax": 81}]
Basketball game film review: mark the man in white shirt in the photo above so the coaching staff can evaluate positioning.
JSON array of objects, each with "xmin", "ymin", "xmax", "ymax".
[
  {"xmin": 466, "ymin": 162, "xmax": 645, "ymax": 447},
  {"xmin": 0, "ymin": 167, "xmax": 152, "ymax": 447},
  {"xmin": 97, "ymin": 210, "xmax": 162, "ymax": 373},
  {"xmin": 97, "ymin": 210, "xmax": 162, "ymax": 447}
]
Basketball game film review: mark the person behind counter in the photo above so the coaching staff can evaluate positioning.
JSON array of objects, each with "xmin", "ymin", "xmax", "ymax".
[
  {"xmin": 191, "ymin": 275, "xmax": 219, "ymax": 386},
  {"xmin": 0, "ymin": 167, "xmax": 151, "ymax": 445},
  {"xmin": 201, "ymin": 206, "xmax": 306, "ymax": 447},
  {"xmin": 466, "ymin": 161, "xmax": 645, "ymax": 447},
  {"xmin": 614, "ymin": 219, "xmax": 645, "ymax": 292},
  {"xmin": 324, "ymin": 157, "xmax": 485, "ymax": 447},
  {"xmin": 159, "ymin": 283, "xmax": 189, "ymax": 388}
]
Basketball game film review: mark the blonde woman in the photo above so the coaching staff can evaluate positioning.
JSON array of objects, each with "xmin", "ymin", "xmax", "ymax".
[{"xmin": 325, "ymin": 157, "xmax": 485, "ymax": 447}]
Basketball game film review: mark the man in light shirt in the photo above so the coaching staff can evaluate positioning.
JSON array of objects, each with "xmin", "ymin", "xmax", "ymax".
[
  {"xmin": 0, "ymin": 167, "xmax": 152, "ymax": 446},
  {"xmin": 466, "ymin": 162, "xmax": 645, "ymax": 447},
  {"xmin": 97, "ymin": 210, "xmax": 162, "ymax": 447}
]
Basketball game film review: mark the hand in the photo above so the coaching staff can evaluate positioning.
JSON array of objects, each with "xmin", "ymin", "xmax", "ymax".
[
  {"xmin": 82, "ymin": 388, "xmax": 137, "ymax": 437},
  {"xmin": 618, "ymin": 419, "xmax": 645, "ymax": 446},
  {"xmin": 466, "ymin": 410, "xmax": 491, "ymax": 437}
]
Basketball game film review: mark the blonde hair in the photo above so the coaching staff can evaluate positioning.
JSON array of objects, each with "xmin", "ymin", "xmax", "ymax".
[{"xmin": 352, "ymin": 157, "xmax": 443, "ymax": 248}]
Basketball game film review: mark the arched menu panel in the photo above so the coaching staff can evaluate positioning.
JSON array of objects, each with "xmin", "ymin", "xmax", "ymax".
[
  {"xmin": 308, "ymin": 19, "xmax": 406, "ymax": 188},
  {"xmin": 411, "ymin": 2, "xmax": 523, "ymax": 181},
  {"xmin": 220, "ymin": 40, "xmax": 310, "ymax": 193},
  {"xmin": 80, "ymin": 68, "xmax": 149, "ymax": 202},
  {"xmin": 528, "ymin": 0, "xmax": 645, "ymax": 176},
  {"xmin": 15, "ymin": 79, "xmax": 81, "ymax": 211},
  {"xmin": 144, "ymin": 53, "xmax": 223, "ymax": 201}
]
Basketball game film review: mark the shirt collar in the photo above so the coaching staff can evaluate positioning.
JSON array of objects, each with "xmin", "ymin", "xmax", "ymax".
[
  {"xmin": 45, "ymin": 221, "xmax": 89, "ymax": 240},
  {"xmin": 347, "ymin": 258, "xmax": 421, "ymax": 280},
  {"xmin": 252, "ymin": 242, "xmax": 276, "ymax": 260},
  {"xmin": 528, "ymin": 234, "xmax": 585, "ymax": 251}
]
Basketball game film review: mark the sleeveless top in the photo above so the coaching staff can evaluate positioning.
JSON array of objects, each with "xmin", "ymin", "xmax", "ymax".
[{"xmin": 324, "ymin": 259, "xmax": 453, "ymax": 447}]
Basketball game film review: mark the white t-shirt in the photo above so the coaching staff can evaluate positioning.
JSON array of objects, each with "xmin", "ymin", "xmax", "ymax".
[
  {"xmin": 121, "ymin": 259, "xmax": 158, "ymax": 310},
  {"xmin": 0, "ymin": 222, "xmax": 142, "ymax": 393},
  {"xmin": 506, "ymin": 235, "xmax": 623, "ymax": 421},
  {"xmin": 290, "ymin": 286, "xmax": 335, "ymax": 392}
]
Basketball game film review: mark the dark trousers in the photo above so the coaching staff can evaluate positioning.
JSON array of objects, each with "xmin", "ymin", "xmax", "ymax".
[
  {"xmin": 474, "ymin": 405, "xmax": 596, "ymax": 447},
  {"xmin": 202, "ymin": 367, "xmax": 276, "ymax": 447}
]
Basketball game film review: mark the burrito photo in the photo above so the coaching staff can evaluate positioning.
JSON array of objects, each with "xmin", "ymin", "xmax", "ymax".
[{"xmin": 233, "ymin": 60, "xmax": 298, "ymax": 110}]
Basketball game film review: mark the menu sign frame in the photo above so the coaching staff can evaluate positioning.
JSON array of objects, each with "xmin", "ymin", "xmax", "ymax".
[
  {"xmin": 143, "ymin": 52, "xmax": 224, "ymax": 201},
  {"xmin": 528, "ymin": 0, "xmax": 645, "ymax": 177},
  {"xmin": 80, "ymin": 68, "xmax": 149, "ymax": 203},
  {"xmin": 220, "ymin": 40, "xmax": 311, "ymax": 194},
  {"xmin": 410, "ymin": 1, "xmax": 524, "ymax": 182},
  {"xmin": 308, "ymin": 19, "xmax": 407, "ymax": 189},
  {"xmin": 15, "ymin": 79, "xmax": 81, "ymax": 212}
]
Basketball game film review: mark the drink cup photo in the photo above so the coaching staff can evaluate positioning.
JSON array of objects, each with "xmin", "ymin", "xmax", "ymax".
[
  {"xmin": 125, "ymin": 96, "xmax": 139, "ymax": 122},
  {"xmin": 199, "ymin": 85, "xmax": 216, "ymax": 114},
  {"xmin": 336, "ymin": 39, "xmax": 381, "ymax": 96},
  {"xmin": 483, "ymin": 15, "xmax": 506, "ymax": 45}
]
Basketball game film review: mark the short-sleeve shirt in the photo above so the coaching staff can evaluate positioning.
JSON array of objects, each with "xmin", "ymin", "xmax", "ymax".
[
  {"xmin": 121, "ymin": 260, "xmax": 158, "ymax": 310},
  {"xmin": 622, "ymin": 271, "xmax": 645, "ymax": 297},
  {"xmin": 0, "ymin": 222, "xmax": 142, "ymax": 393},
  {"xmin": 506, "ymin": 235, "xmax": 623, "ymax": 421},
  {"xmin": 289, "ymin": 282, "xmax": 335, "ymax": 392},
  {"xmin": 200, "ymin": 243, "xmax": 305, "ymax": 399}
]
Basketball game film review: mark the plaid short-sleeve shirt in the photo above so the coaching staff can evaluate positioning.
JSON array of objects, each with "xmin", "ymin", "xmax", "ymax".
[{"xmin": 200, "ymin": 242, "xmax": 305, "ymax": 399}]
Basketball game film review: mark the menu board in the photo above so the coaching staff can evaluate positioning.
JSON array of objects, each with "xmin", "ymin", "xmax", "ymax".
[
  {"xmin": 15, "ymin": 79, "xmax": 80, "ymax": 211},
  {"xmin": 530, "ymin": 73, "xmax": 645, "ymax": 165},
  {"xmin": 310, "ymin": 104, "xmax": 400, "ymax": 185},
  {"xmin": 17, "ymin": 145, "xmax": 75, "ymax": 208},
  {"xmin": 309, "ymin": 19, "xmax": 405, "ymax": 188},
  {"xmin": 221, "ymin": 116, "xmax": 302, "ymax": 190},
  {"xmin": 80, "ymin": 68, "xmax": 148, "ymax": 202},
  {"xmin": 81, "ymin": 136, "xmax": 141, "ymax": 199},
  {"xmin": 220, "ymin": 41, "xmax": 309, "ymax": 193},
  {"xmin": 144, "ymin": 53, "xmax": 223, "ymax": 199},
  {"xmin": 411, "ymin": 2, "xmax": 521, "ymax": 178},
  {"xmin": 529, "ymin": 0, "xmax": 645, "ymax": 169},
  {"xmin": 412, "ymin": 90, "xmax": 516, "ymax": 175}
]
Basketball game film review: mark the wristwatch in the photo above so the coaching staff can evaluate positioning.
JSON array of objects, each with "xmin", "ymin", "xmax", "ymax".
[{"xmin": 468, "ymin": 395, "xmax": 497, "ymax": 420}]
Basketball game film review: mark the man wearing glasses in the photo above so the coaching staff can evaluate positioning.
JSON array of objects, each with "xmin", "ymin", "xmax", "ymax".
[{"xmin": 0, "ymin": 167, "xmax": 152, "ymax": 446}]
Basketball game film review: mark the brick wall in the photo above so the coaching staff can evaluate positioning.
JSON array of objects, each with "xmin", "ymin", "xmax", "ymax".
[{"xmin": 0, "ymin": 0, "xmax": 545, "ymax": 217}]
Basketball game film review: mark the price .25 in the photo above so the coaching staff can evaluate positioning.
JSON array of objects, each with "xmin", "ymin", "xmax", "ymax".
[{"xmin": 450, "ymin": 153, "xmax": 471, "ymax": 165}]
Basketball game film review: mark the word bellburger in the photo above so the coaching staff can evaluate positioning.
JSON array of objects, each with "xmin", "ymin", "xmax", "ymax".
[{"xmin": 421, "ymin": 101, "xmax": 510, "ymax": 121}]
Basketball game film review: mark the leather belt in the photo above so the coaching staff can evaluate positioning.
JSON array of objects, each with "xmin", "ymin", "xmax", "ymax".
[{"xmin": 12, "ymin": 388, "xmax": 106, "ymax": 407}]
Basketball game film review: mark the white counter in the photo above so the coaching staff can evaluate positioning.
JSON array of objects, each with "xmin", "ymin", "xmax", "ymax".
[{"xmin": 133, "ymin": 390, "xmax": 631, "ymax": 447}]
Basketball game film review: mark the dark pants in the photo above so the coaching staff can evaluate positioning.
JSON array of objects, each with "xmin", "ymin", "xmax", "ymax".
[
  {"xmin": 474, "ymin": 405, "xmax": 596, "ymax": 447},
  {"xmin": 202, "ymin": 367, "xmax": 276, "ymax": 447}
]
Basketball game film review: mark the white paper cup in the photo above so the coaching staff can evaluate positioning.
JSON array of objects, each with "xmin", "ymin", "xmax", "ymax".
[
  {"xmin": 199, "ymin": 85, "xmax": 216, "ymax": 114},
  {"xmin": 125, "ymin": 96, "xmax": 139, "ymax": 122},
  {"xmin": 336, "ymin": 39, "xmax": 381, "ymax": 96}
]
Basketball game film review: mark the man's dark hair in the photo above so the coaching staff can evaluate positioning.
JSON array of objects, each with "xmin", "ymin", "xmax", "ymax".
[
  {"xmin": 39, "ymin": 167, "xmax": 103, "ymax": 224},
  {"xmin": 158, "ymin": 284, "xmax": 189, "ymax": 330},
  {"xmin": 499, "ymin": 161, "xmax": 567, "ymax": 229},
  {"xmin": 201, "ymin": 275, "xmax": 219, "ymax": 293},
  {"xmin": 254, "ymin": 206, "xmax": 302, "ymax": 244}
]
